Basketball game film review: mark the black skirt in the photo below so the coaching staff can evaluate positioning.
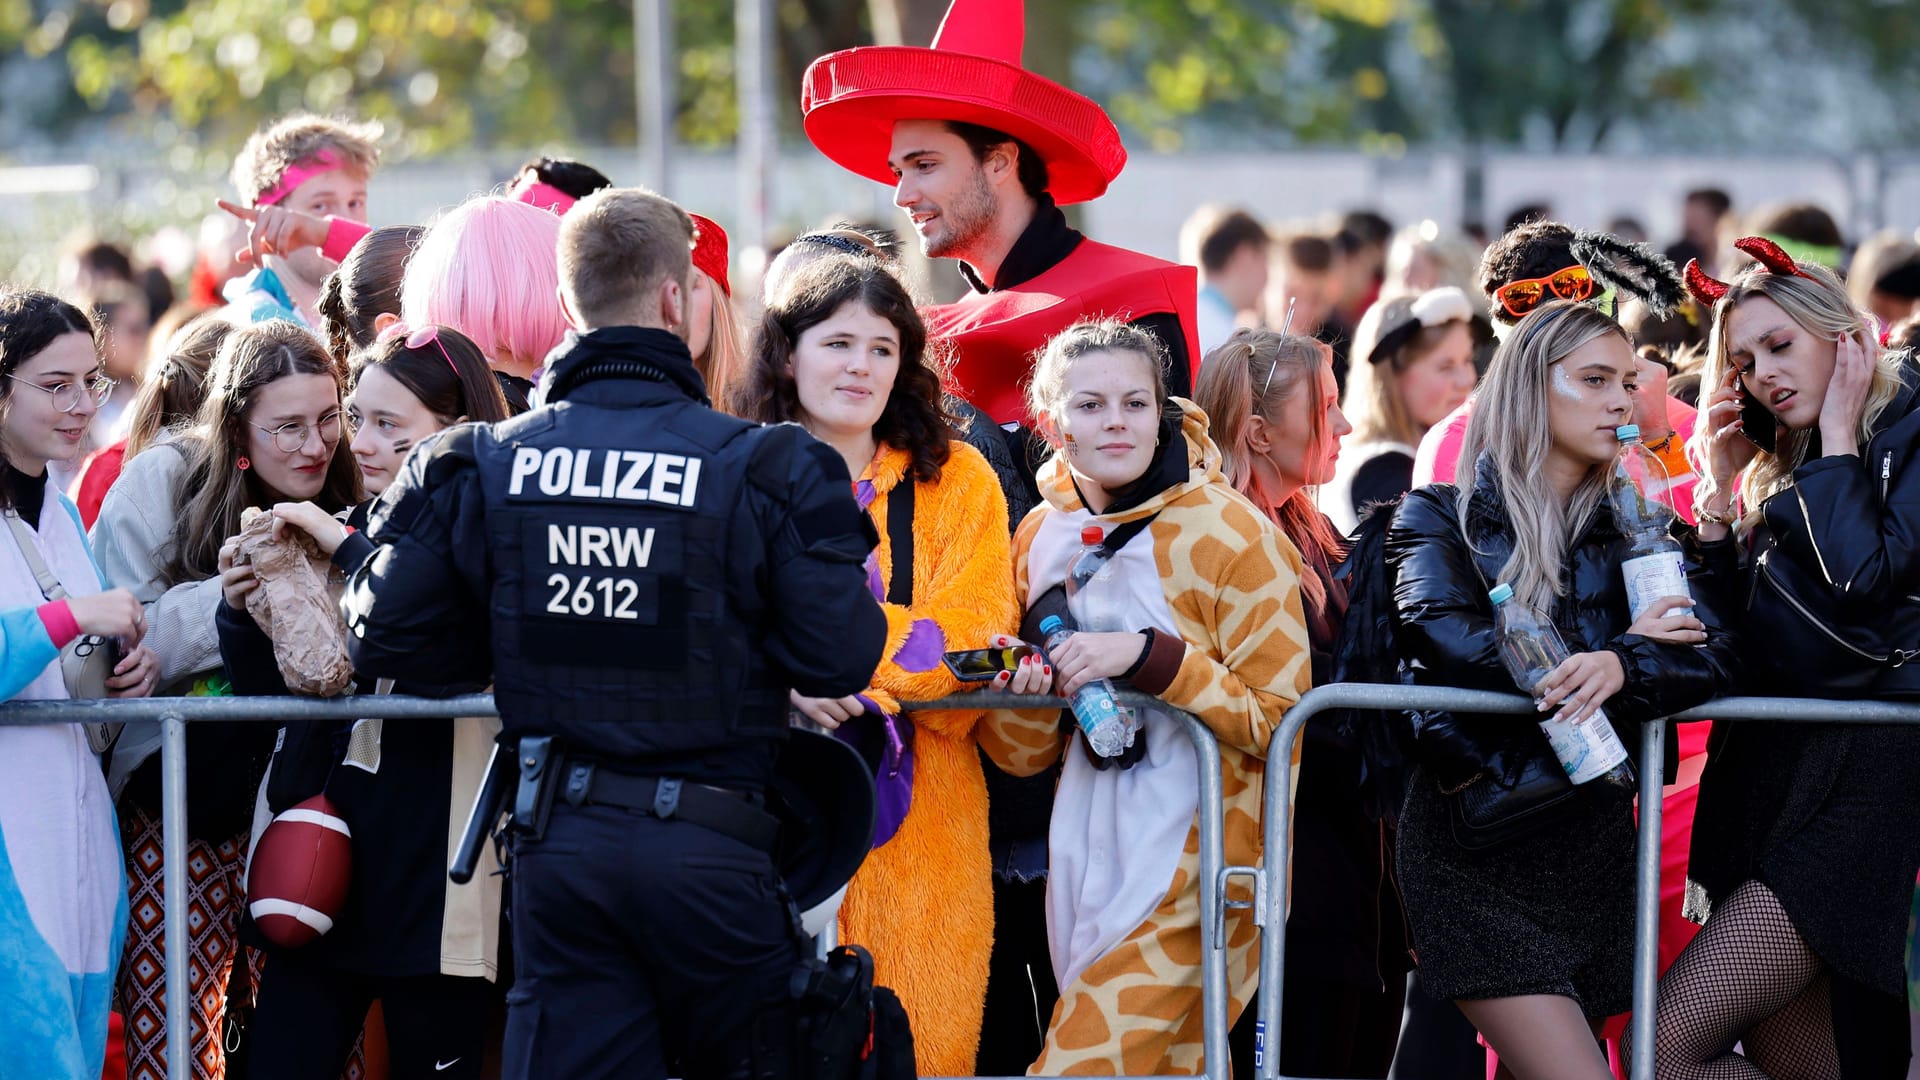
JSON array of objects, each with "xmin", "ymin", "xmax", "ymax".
[
  {"xmin": 1396, "ymin": 767, "xmax": 1638, "ymax": 1017},
  {"xmin": 1686, "ymin": 720, "xmax": 1920, "ymax": 997}
]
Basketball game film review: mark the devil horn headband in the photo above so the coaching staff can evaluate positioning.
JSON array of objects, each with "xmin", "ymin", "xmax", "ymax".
[
  {"xmin": 1733, "ymin": 235, "xmax": 1811, "ymax": 279},
  {"xmin": 1681, "ymin": 235, "xmax": 1815, "ymax": 306},
  {"xmin": 1683, "ymin": 259, "xmax": 1729, "ymax": 305}
]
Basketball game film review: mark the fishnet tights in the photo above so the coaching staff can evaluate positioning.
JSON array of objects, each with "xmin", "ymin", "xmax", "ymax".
[{"xmin": 1639, "ymin": 881, "xmax": 1839, "ymax": 1080}]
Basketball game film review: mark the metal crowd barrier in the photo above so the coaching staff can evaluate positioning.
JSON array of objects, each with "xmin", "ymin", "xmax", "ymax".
[
  {"xmin": 6, "ymin": 688, "xmax": 1916, "ymax": 1080},
  {"xmin": 1256, "ymin": 685, "xmax": 1920, "ymax": 1080}
]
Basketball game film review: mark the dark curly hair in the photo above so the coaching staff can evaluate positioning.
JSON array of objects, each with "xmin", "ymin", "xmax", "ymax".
[
  {"xmin": 1477, "ymin": 220, "xmax": 1578, "ymax": 324},
  {"xmin": 316, "ymin": 225, "xmax": 426, "ymax": 367},
  {"xmin": 730, "ymin": 254, "xmax": 957, "ymax": 484}
]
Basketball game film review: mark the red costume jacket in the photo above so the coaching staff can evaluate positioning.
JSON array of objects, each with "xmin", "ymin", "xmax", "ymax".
[{"xmin": 922, "ymin": 202, "xmax": 1200, "ymax": 425}]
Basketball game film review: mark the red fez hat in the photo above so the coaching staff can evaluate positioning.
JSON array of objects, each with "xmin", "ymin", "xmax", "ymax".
[
  {"xmin": 689, "ymin": 213, "xmax": 731, "ymax": 298},
  {"xmin": 800, "ymin": 0, "xmax": 1126, "ymax": 206}
]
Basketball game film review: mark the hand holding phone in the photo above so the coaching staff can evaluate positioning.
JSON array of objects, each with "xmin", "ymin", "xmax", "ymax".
[{"xmin": 943, "ymin": 643, "xmax": 1040, "ymax": 682}]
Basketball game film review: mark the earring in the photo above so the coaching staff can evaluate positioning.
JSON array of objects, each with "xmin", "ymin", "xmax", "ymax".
[{"xmin": 237, "ymin": 456, "xmax": 250, "ymax": 471}]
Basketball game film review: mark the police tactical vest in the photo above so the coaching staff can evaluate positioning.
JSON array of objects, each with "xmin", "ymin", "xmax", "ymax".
[{"xmin": 474, "ymin": 398, "xmax": 789, "ymax": 761}]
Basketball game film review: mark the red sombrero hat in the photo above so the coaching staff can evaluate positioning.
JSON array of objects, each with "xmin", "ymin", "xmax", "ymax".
[{"xmin": 801, "ymin": 0, "xmax": 1127, "ymax": 206}]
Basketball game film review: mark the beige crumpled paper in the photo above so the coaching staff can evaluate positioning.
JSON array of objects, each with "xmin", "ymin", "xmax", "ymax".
[{"xmin": 236, "ymin": 507, "xmax": 355, "ymax": 697}]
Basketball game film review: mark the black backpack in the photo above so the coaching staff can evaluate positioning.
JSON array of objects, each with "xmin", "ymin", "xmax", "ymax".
[
  {"xmin": 789, "ymin": 944, "xmax": 915, "ymax": 1080},
  {"xmin": 1328, "ymin": 498, "xmax": 1418, "ymax": 823}
]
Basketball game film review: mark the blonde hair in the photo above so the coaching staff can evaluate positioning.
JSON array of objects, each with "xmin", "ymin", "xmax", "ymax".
[
  {"xmin": 1689, "ymin": 262, "xmax": 1906, "ymax": 515},
  {"xmin": 230, "ymin": 113, "xmax": 382, "ymax": 204},
  {"xmin": 1455, "ymin": 301, "xmax": 1627, "ymax": 611},
  {"xmin": 1025, "ymin": 318, "xmax": 1168, "ymax": 431},
  {"xmin": 1344, "ymin": 294, "xmax": 1467, "ymax": 446},
  {"xmin": 1193, "ymin": 328, "xmax": 1340, "ymax": 606},
  {"xmin": 556, "ymin": 188, "xmax": 693, "ymax": 329},
  {"xmin": 694, "ymin": 277, "xmax": 746, "ymax": 407}
]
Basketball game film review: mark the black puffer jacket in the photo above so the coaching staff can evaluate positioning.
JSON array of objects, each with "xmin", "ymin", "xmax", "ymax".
[{"xmin": 1384, "ymin": 456, "xmax": 1742, "ymax": 790}]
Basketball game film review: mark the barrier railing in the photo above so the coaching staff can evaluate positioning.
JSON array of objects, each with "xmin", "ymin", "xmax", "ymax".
[
  {"xmin": 1256, "ymin": 685, "xmax": 1920, "ymax": 1080},
  {"xmin": 10, "ymin": 688, "xmax": 1913, "ymax": 1080},
  {"xmin": 0, "ymin": 691, "xmax": 1228, "ymax": 1080}
]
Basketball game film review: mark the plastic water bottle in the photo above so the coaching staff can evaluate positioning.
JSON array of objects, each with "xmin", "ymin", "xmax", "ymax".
[
  {"xmin": 1489, "ymin": 583, "xmax": 1634, "ymax": 787},
  {"xmin": 1038, "ymin": 614, "xmax": 1131, "ymax": 758},
  {"xmin": 1609, "ymin": 424, "xmax": 1694, "ymax": 620},
  {"xmin": 1064, "ymin": 525, "xmax": 1123, "ymax": 629},
  {"xmin": 1064, "ymin": 525, "xmax": 1142, "ymax": 748}
]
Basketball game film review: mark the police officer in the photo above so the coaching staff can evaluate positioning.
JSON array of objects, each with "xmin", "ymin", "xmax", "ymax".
[{"xmin": 342, "ymin": 187, "xmax": 887, "ymax": 1080}]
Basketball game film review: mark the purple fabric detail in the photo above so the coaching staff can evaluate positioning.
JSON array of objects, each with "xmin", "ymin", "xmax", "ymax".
[
  {"xmin": 855, "ymin": 479, "xmax": 886, "ymax": 600},
  {"xmin": 833, "ymin": 701, "xmax": 915, "ymax": 847},
  {"xmin": 891, "ymin": 618, "xmax": 946, "ymax": 673}
]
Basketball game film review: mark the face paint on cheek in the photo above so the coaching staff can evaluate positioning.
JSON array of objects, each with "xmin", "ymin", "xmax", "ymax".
[
  {"xmin": 389, "ymin": 439, "xmax": 413, "ymax": 456},
  {"xmin": 1549, "ymin": 363, "xmax": 1583, "ymax": 403}
]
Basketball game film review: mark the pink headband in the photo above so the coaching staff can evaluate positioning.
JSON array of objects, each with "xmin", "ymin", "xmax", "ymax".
[
  {"xmin": 256, "ymin": 151, "xmax": 344, "ymax": 208},
  {"xmin": 508, "ymin": 175, "xmax": 577, "ymax": 215}
]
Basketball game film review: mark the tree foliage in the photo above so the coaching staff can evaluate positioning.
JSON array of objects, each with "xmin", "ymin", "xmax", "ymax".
[{"xmin": 32, "ymin": 0, "xmax": 1920, "ymax": 162}]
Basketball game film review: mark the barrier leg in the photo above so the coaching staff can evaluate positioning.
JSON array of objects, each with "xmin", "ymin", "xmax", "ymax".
[
  {"xmin": 1180, "ymin": 715, "xmax": 1231, "ymax": 1080},
  {"xmin": 1256, "ymin": 724, "xmax": 1300, "ymax": 1080},
  {"xmin": 161, "ymin": 712, "xmax": 191, "ymax": 1080},
  {"xmin": 1629, "ymin": 719, "xmax": 1667, "ymax": 1080}
]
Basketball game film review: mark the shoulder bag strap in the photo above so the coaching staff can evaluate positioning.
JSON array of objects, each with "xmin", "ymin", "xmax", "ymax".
[
  {"xmin": 1098, "ymin": 510, "xmax": 1162, "ymax": 559},
  {"xmin": 3, "ymin": 509, "xmax": 67, "ymax": 601},
  {"xmin": 885, "ymin": 479, "xmax": 915, "ymax": 606}
]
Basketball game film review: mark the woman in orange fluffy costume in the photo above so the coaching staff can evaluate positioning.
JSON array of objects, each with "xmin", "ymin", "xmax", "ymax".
[{"xmin": 731, "ymin": 251, "xmax": 1017, "ymax": 1073}]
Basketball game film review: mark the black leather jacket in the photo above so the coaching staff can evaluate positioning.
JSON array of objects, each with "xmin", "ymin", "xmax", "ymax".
[
  {"xmin": 1384, "ymin": 456, "xmax": 1742, "ymax": 790},
  {"xmin": 1695, "ymin": 375, "xmax": 1920, "ymax": 697}
]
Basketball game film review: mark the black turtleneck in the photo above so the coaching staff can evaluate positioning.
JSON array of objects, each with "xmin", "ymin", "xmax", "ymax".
[
  {"xmin": 4, "ymin": 463, "xmax": 47, "ymax": 528},
  {"xmin": 957, "ymin": 194, "xmax": 1193, "ymax": 401}
]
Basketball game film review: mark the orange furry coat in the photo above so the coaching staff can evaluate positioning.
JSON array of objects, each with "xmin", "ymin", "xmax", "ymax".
[{"xmin": 836, "ymin": 440, "xmax": 1018, "ymax": 1075}]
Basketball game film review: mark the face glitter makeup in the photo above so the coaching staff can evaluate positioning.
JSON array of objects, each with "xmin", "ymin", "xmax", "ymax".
[{"xmin": 1550, "ymin": 361, "xmax": 1583, "ymax": 402}]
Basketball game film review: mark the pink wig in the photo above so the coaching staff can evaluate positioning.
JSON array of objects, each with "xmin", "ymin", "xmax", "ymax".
[{"xmin": 400, "ymin": 196, "xmax": 567, "ymax": 377}]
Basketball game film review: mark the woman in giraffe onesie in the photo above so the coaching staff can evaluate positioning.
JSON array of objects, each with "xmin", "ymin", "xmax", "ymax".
[{"xmin": 980, "ymin": 318, "xmax": 1311, "ymax": 1075}]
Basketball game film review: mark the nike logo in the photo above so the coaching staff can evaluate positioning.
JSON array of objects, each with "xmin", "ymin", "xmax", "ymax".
[{"xmin": 435, "ymin": 1061, "xmax": 461, "ymax": 1072}]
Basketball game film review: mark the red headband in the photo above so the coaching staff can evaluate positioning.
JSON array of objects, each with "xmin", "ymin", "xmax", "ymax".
[
  {"xmin": 689, "ymin": 214, "xmax": 731, "ymax": 298},
  {"xmin": 1683, "ymin": 236, "xmax": 1812, "ymax": 305}
]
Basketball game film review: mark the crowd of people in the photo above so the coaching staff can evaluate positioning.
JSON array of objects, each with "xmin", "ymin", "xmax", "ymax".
[{"xmin": 5, "ymin": 1, "xmax": 1920, "ymax": 1079}]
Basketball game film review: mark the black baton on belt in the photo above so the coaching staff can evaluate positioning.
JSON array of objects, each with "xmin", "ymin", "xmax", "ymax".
[{"xmin": 450, "ymin": 743, "xmax": 511, "ymax": 885}]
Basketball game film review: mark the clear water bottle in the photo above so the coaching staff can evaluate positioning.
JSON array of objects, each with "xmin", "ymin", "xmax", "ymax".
[
  {"xmin": 1065, "ymin": 525, "xmax": 1122, "ymax": 628},
  {"xmin": 1609, "ymin": 424, "xmax": 1694, "ymax": 620},
  {"xmin": 1489, "ymin": 583, "xmax": 1634, "ymax": 787},
  {"xmin": 1038, "ymin": 614, "xmax": 1131, "ymax": 758},
  {"xmin": 1064, "ymin": 525, "xmax": 1142, "ymax": 748}
]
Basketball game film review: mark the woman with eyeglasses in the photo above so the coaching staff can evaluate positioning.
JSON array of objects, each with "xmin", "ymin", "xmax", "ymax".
[
  {"xmin": 212, "ymin": 323, "xmax": 511, "ymax": 1080},
  {"xmin": 0, "ymin": 288, "xmax": 157, "ymax": 1077},
  {"xmin": 91, "ymin": 319, "xmax": 362, "ymax": 1080},
  {"xmin": 1324, "ymin": 286, "xmax": 1482, "ymax": 535}
]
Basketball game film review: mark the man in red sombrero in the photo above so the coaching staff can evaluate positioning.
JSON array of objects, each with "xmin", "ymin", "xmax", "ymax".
[{"xmin": 802, "ymin": 0, "xmax": 1200, "ymax": 431}]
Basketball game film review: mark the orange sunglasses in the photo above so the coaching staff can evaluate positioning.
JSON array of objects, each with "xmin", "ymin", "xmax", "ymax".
[{"xmin": 1493, "ymin": 264, "xmax": 1595, "ymax": 318}]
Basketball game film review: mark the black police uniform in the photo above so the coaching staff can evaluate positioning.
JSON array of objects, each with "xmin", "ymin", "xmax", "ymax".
[{"xmin": 343, "ymin": 325, "xmax": 887, "ymax": 1080}]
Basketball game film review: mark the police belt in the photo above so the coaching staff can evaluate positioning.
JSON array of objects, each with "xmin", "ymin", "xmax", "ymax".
[{"xmin": 560, "ymin": 761, "xmax": 781, "ymax": 852}]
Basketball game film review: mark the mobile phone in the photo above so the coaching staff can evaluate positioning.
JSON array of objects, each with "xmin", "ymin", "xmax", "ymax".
[
  {"xmin": 942, "ymin": 645, "xmax": 1040, "ymax": 682},
  {"xmin": 1737, "ymin": 375, "xmax": 1778, "ymax": 454}
]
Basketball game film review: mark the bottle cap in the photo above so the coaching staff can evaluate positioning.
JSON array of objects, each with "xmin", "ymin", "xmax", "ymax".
[
  {"xmin": 1615, "ymin": 424, "xmax": 1640, "ymax": 442},
  {"xmin": 1080, "ymin": 525, "xmax": 1105, "ymax": 546},
  {"xmin": 1488, "ymin": 583, "xmax": 1514, "ymax": 604},
  {"xmin": 1039, "ymin": 615, "xmax": 1065, "ymax": 634}
]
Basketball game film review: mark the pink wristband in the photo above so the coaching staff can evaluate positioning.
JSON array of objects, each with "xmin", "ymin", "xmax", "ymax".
[
  {"xmin": 321, "ymin": 217, "xmax": 372, "ymax": 264},
  {"xmin": 36, "ymin": 600, "xmax": 79, "ymax": 649}
]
